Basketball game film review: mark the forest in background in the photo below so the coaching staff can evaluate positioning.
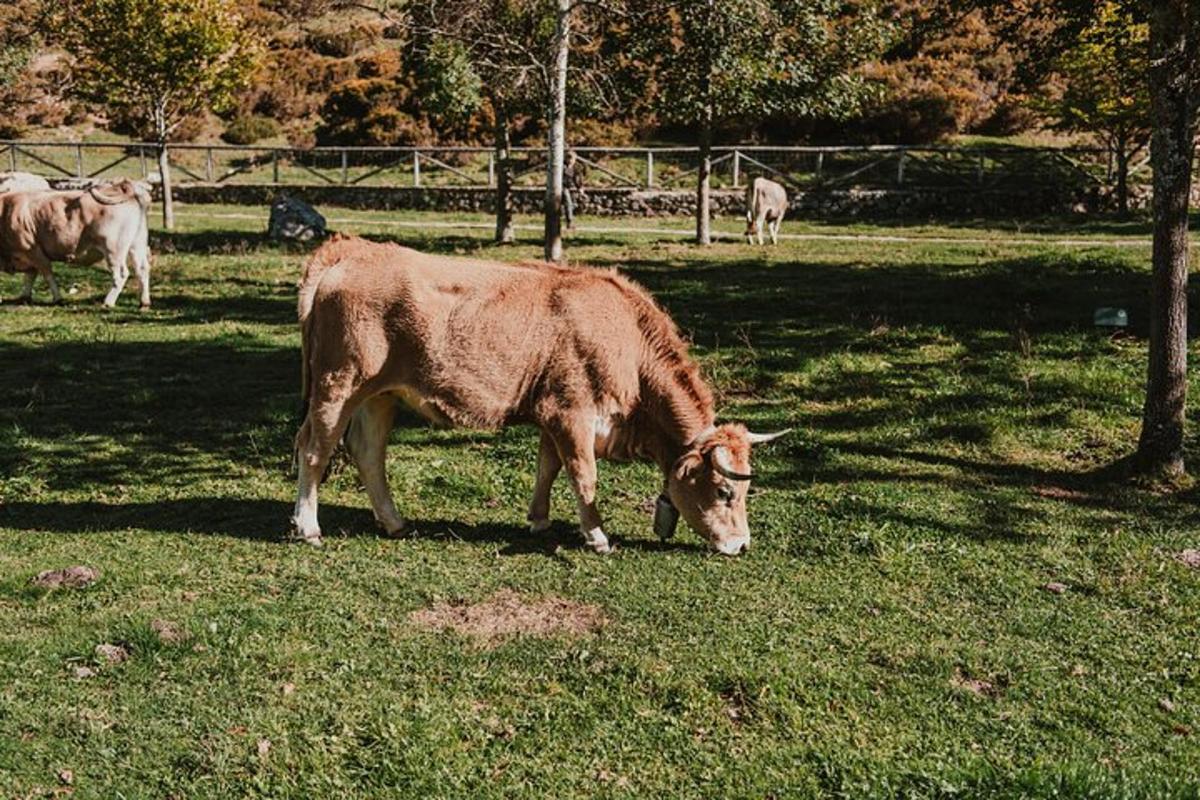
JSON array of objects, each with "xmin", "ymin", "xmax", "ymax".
[{"xmin": 0, "ymin": 0, "xmax": 1092, "ymax": 148}]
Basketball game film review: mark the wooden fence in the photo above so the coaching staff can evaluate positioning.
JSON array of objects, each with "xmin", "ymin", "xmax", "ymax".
[{"xmin": 0, "ymin": 140, "xmax": 1128, "ymax": 194}]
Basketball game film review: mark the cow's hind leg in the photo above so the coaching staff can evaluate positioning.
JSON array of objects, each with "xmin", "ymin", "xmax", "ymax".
[
  {"xmin": 15, "ymin": 272, "xmax": 35, "ymax": 303},
  {"xmin": 756, "ymin": 213, "xmax": 767, "ymax": 245},
  {"xmin": 132, "ymin": 243, "xmax": 151, "ymax": 309},
  {"xmin": 768, "ymin": 216, "xmax": 780, "ymax": 245},
  {"xmin": 102, "ymin": 244, "xmax": 131, "ymax": 308},
  {"xmin": 292, "ymin": 372, "xmax": 358, "ymax": 546},
  {"xmin": 527, "ymin": 430, "xmax": 562, "ymax": 533},
  {"xmin": 548, "ymin": 420, "xmax": 611, "ymax": 554},
  {"xmin": 345, "ymin": 394, "xmax": 406, "ymax": 537}
]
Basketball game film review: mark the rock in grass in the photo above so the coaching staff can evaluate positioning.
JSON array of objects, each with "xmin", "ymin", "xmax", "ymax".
[
  {"xmin": 268, "ymin": 194, "xmax": 327, "ymax": 242},
  {"xmin": 31, "ymin": 565, "xmax": 99, "ymax": 589},
  {"xmin": 1041, "ymin": 582, "xmax": 1067, "ymax": 594}
]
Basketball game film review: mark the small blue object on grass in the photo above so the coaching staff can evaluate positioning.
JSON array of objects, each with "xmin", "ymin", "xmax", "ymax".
[{"xmin": 1093, "ymin": 307, "xmax": 1128, "ymax": 328}]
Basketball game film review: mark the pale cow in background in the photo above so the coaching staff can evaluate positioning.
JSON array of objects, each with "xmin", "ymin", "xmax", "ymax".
[
  {"xmin": 744, "ymin": 176, "xmax": 788, "ymax": 245},
  {"xmin": 0, "ymin": 179, "xmax": 153, "ymax": 307},
  {"xmin": 0, "ymin": 172, "xmax": 51, "ymax": 194}
]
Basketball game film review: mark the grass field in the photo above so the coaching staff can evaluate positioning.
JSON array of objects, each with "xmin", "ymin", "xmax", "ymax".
[{"xmin": 1, "ymin": 206, "xmax": 1198, "ymax": 798}]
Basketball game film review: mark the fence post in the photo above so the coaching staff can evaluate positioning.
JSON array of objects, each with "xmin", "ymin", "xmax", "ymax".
[
  {"xmin": 273, "ymin": 149, "xmax": 280, "ymax": 184},
  {"xmin": 9, "ymin": 145, "xmax": 16, "ymax": 172},
  {"xmin": 75, "ymin": 144, "xmax": 84, "ymax": 178},
  {"xmin": 205, "ymin": 147, "xmax": 214, "ymax": 182},
  {"xmin": 139, "ymin": 147, "xmax": 147, "ymax": 178},
  {"xmin": 487, "ymin": 152, "xmax": 495, "ymax": 187},
  {"xmin": 341, "ymin": 149, "xmax": 349, "ymax": 184},
  {"xmin": 896, "ymin": 149, "xmax": 905, "ymax": 187},
  {"xmin": 732, "ymin": 150, "xmax": 740, "ymax": 188},
  {"xmin": 976, "ymin": 153, "xmax": 985, "ymax": 185},
  {"xmin": 413, "ymin": 151, "xmax": 421, "ymax": 187},
  {"xmin": 815, "ymin": 151, "xmax": 823, "ymax": 181}
]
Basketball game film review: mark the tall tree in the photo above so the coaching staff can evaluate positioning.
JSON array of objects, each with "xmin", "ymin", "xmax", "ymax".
[
  {"xmin": 1038, "ymin": 1, "xmax": 1150, "ymax": 214},
  {"xmin": 411, "ymin": 0, "xmax": 555, "ymax": 246},
  {"xmin": 633, "ymin": 0, "xmax": 888, "ymax": 244},
  {"xmin": 1136, "ymin": 0, "xmax": 1199, "ymax": 477},
  {"xmin": 62, "ymin": 0, "xmax": 259, "ymax": 230}
]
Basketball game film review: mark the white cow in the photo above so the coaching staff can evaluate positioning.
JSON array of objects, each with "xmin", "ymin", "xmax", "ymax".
[
  {"xmin": 0, "ymin": 172, "xmax": 51, "ymax": 194},
  {"xmin": 0, "ymin": 179, "xmax": 153, "ymax": 307},
  {"xmin": 744, "ymin": 176, "xmax": 788, "ymax": 245}
]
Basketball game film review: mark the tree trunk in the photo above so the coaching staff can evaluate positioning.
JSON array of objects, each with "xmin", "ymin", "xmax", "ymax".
[
  {"xmin": 543, "ymin": 0, "xmax": 571, "ymax": 262},
  {"xmin": 694, "ymin": 0, "xmax": 715, "ymax": 246},
  {"xmin": 695, "ymin": 109, "xmax": 713, "ymax": 246},
  {"xmin": 1136, "ymin": 0, "xmax": 1194, "ymax": 477},
  {"xmin": 1115, "ymin": 135, "xmax": 1130, "ymax": 216},
  {"xmin": 493, "ymin": 105, "xmax": 515, "ymax": 244},
  {"xmin": 158, "ymin": 141, "xmax": 174, "ymax": 231}
]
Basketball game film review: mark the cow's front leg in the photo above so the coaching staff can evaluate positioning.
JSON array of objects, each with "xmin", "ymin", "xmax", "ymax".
[
  {"xmin": 551, "ymin": 423, "xmax": 611, "ymax": 554},
  {"xmin": 527, "ymin": 430, "xmax": 562, "ymax": 533},
  {"xmin": 756, "ymin": 214, "xmax": 767, "ymax": 246}
]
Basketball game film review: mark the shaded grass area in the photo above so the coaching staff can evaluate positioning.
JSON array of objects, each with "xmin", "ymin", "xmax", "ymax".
[{"xmin": 1, "ymin": 211, "xmax": 1199, "ymax": 798}]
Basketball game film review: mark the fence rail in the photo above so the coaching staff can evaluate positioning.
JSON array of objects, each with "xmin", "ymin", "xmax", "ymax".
[{"xmin": 0, "ymin": 140, "xmax": 1128, "ymax": 194}]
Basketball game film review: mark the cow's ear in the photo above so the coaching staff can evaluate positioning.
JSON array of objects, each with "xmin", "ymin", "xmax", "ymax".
[{"xmin": 673, "ymin": 448, "xmax": 705, "ymax": 481}]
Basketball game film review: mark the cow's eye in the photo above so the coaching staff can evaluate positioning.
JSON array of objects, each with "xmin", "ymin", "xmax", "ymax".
[{"xmin": 716, "ymin": 483, "xmax": 735, "ymax": 503}]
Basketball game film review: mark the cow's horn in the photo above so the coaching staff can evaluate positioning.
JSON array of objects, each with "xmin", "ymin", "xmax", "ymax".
[
  {"xmin": 711, "ymin": 446, "xmax": 753, "ymax": 482},
  {"xmin": 747, "ymin": 428, "xmax": 792, "ymax": 445}
]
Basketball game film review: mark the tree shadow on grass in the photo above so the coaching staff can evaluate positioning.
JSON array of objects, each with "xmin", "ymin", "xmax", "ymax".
[{"xmin": 0, "ymin": 498, "xmax": 702, "ymax": 555}]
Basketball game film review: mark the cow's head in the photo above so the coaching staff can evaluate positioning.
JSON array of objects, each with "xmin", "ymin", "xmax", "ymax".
[
  {"xmin": 743, "ymin": 217, "xmax": 759, "ymax": 243},
  {"xmin": 667, "ymin": 423, "xmax": 789, "ymax": 555}
]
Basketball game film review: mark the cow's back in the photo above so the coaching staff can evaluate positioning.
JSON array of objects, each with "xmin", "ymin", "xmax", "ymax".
[{"xmin": 306, "ymin": 242, "xmax": 645, "ymax": 428}]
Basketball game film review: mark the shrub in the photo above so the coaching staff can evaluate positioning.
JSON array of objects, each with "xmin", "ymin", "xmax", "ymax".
[{"xmin": 222, "ymin": 115, "xmax": 280, "ymax": 145}]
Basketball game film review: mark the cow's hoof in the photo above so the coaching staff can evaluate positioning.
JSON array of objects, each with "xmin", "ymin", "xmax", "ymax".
[
  {"xmin": 582, "ymin": 527, "xmax": 612, "ymax": 555},
  {"xmin": 529, "ymin": 517, "xmax": 551, "ymax": 533},
  {"xmin": 381, "ymin": 522, "xmax": 409, "ymax": 539},
  {"xmin": 139, "ymin": 303, "xmax": 151, "ymax": 312}
]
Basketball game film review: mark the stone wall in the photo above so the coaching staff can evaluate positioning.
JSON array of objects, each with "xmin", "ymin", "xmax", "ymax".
[{"xmin": 168, "ymin": 182, "xmax": 1097, "ymax": 219}]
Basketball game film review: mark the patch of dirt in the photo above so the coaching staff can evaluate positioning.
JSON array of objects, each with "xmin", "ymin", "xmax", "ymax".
[
  {"xmin": 150, "ymin": 619, "xmax": 187, "ymax": 644},
  {"xmin": 31, "ymin": 566, "xmax": 99, "ymax": 589},
  {"xmin": 1175, "ymin": 550, "xmax": 1200, "ymax": 569},
  {"xmin": 1041, "ymin": 581, "xmax": 1068, "ymax": 594},
  {"xmin": 952, "ymin": 667, "xmax": 997, "ymax": 697},
  {"xmin": 409, "ymin": 589, "xmax": 607, "ymax": 646},
  {"xmin": 94, "ymin": 643, "xmax": 129, "ymax": 664}
]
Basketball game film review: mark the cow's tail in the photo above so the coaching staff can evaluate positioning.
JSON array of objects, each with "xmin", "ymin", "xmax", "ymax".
[
  {"xmin": 744, "ymin": 180, "xmax": 755, "ymax": 222},
  {"xmin": 294, "ymin": 234, "xmax": 353, "ymax": 460}
]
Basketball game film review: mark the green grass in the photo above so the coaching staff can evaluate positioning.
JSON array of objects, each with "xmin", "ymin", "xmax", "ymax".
[{"xmin": 1, "ymin": 208, "xmax": 1199, "ymax": 798}]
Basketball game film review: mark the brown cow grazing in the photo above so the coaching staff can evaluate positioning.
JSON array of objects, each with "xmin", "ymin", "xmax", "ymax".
[
  {"xmin": 292, "ymin": 236, "xmax": 788, "ymax": 555},
  {"xmin": 744, "ymin": 176, "xmax": 788, "ymax": 245},
  {"xmin": 0, "ymin": 179, "xmax": 152, "ymax": 307}
]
